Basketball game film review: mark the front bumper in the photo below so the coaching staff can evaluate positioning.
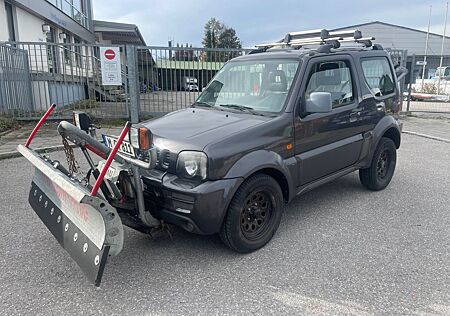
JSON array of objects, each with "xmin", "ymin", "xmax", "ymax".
[{"xmin": 142, "ymin": 171, "xmax": 243, "ymax": 235}]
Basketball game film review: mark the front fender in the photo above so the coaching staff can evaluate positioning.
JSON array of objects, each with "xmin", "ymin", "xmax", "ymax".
[{"xmin": 224, "ymin": 150, "xmax": 296, "ymax": 201}]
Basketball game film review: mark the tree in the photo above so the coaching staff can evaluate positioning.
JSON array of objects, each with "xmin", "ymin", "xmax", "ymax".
[
  {"xmin": 202, "ymin": 18, "xmax": 223, "ymax": 49},
  {"xmin": 218, "ymin": 27, "xmax": 241, "ymax": 49},
  {"xmin": 202, "ymin": 18, "xmax": 242, "ymax": 61}
]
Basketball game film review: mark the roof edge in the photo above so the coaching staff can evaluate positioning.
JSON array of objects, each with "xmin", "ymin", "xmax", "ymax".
[
  {"xmin": 93, "ymin": 20, "xmax": 147, "ymax": 46},
  {"xmin": 331, "ymin": 21, "xmax": 450, "ymax": 40}
]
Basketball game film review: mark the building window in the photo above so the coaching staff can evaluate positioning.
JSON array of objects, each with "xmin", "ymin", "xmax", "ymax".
[
  {"xmin": 62, "ymin": 0, "xmax": 73, "ymax": 16},
  {"xmin": 5, "ymin": 2, "xmax": 16, "ymax": 41},
  {"xmin": 46, "ymin": 27, "xmax": 58, "ymax": 74},
  {"xmin": 74, "ymin": 37, "xmax": 83, "ymax": 68},
  {"xmin": 63, "ymin": 34, "xmax": 72, "ymax": 65},
  {"xmin": 46, "ymin": 0, "xmax": 89, "ymax": 29}
]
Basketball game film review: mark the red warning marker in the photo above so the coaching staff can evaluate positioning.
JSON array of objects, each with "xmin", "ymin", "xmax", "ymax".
[{"xmin": 104, "ymin": 49, "xmax": 116, "ymax": 60}]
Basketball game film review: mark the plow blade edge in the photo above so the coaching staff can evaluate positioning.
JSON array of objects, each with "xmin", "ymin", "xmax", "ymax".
[{"xmin": 18, "ymin": 144, "xmax": 124, "ymax": 286}]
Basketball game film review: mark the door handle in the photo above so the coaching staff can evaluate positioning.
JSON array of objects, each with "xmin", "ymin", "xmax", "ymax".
[
  {"xmin": 349, "ymin": 111, "xmax": 360, "ymax": 122},
  {"xmin": 376, "ymin": 102, "xmax": 385, "ymax": 111}
]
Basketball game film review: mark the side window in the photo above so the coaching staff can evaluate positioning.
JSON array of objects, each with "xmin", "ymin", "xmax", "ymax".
[
  {"xmin": 361, "ymin": 57, "xmax": 395, "ymax": 97},
  {"xmin": 305, "ymin": 60, "xmax": 354, "ymax": 108}
]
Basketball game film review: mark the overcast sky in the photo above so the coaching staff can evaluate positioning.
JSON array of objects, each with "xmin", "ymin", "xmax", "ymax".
[{"xmin": 93, "ymin": 0, "xmax": 450, "ymax": 47}]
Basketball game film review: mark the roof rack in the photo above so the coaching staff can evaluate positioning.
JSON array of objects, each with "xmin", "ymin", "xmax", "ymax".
[{"xmin": 255, "ymin": 29, "xmax": 376, "ymax": 51}]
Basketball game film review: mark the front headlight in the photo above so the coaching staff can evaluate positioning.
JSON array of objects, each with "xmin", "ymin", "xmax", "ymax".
[
  {"xmin": 129, "ymin": 127, "xmax": 138, "ymax": 148},
  {"xmin": 176, "ymin": 151, "xmax": 207, "ymax": 180}
]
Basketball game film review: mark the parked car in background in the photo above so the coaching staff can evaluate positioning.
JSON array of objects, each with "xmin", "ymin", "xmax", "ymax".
[{"xmin": 181, "ymin": 76, "xmax": 199, "ymax": 91}]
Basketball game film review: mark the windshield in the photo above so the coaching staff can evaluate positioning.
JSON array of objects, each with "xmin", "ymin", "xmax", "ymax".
[{"xmin": 196, "ymin": 59, "xmax": 300, "ymax": 114}]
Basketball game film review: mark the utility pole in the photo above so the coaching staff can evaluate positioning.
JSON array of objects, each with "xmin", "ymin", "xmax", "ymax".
[
  {"xmin": 421, "ymin": 5, "xmax": 432, "ymax": 89},
  {"xmin": 438, "ymin": 2, "xmax": 449, "ymax": 94}
]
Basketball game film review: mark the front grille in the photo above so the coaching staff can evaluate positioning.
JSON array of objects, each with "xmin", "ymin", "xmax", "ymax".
[{"xmin": 156, "ymin": 149, "xmax": 173, "ymax": 171}]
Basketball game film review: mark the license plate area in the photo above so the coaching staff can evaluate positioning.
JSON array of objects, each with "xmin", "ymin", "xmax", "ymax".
[
  {"xmin": 102, "ymin": 134, "xmax": 135, "ymax": 157},
  {"xmin": 98, "ymin": 160, "xmax": 120, "ymax": 180}
]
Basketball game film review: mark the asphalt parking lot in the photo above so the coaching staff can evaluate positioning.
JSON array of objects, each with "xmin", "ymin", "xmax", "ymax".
[{"xmin": 0, "ymin": 134, "xmax": 449, "ymax": 315}]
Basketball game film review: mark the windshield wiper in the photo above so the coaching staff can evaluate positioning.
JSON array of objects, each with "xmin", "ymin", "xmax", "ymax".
[
  {"xmin": 219, "ymin": 104, "xmax": 256, "ymax": 113},
  {"xmin": 193, "ymin": 101, "xmax": 213, "ymax": 107},
  {"xmin": 219, "ymin": 104, "xmax": 268, "ymax": 116}
]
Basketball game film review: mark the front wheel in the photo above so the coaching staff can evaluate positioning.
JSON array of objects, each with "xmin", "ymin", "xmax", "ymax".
[
  {"xmin": 220, "ymin": 174, "xmax": 284, "ymax": 253},
  {"xmin": 359, "ymin": 137, "xmax": 397, "ymax": 190}
]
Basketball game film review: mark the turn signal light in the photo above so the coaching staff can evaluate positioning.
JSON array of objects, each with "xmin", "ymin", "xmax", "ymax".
[{"xmin": 138, "ymin": 127, "xmax": 152, "ymax": 150}]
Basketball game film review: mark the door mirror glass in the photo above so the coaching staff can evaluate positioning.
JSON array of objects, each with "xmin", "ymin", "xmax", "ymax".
[{"xmin": 305, "ymin": 92, "xmax": 332, "ymax": 113}]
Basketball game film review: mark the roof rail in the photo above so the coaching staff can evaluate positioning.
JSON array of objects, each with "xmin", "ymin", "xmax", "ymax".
[{"xmin": 255, "ymin": 28, "xmax": 376, "ymax": 51}]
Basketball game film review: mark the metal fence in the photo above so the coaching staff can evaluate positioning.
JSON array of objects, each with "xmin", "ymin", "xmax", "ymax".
[
  {"xmin": 0, "ymin": 42, "xmax": 251, "ymax": 120},
  {"xmin": 0, "ymin": 44, "xmax": 33, "ymax": 114},
  {"xmin": 386, "ymin": 48, "xmax": 408, "ymax": 93},
  {"xmin": 131, "ymin": 46, "xmax": 252, "ymax": 117},
  {"xmin": 0, "ymin": 42, "xmax": 129, "ymax": 119},
  {"xmin": 2, "ymin": 42, "xmax": 449, "ymax": 120},
  {"xmin": 404, "ymin": 54, "xmax": 450, "ymax": 113}
]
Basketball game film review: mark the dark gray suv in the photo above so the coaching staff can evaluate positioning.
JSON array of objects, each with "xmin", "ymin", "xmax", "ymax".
[
  {"xmin": 137, "ymin": 33, "xmax": 403, "ymax": 253},
  {"xmin": 20, "ymin": 29, "xmax": 406, "ymax": 285}
]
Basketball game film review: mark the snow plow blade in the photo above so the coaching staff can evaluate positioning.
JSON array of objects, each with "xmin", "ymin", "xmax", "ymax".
[{"xmin": 17, "ymin": 144, "xmax": 124, "ymax": 286}]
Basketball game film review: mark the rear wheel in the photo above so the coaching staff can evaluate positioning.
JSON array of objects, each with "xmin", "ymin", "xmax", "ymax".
[
  {"xmin": 220, "ymin": 174, "xmax": 283, "ymax": 253},
  {"xmin": 359, "ymin": 137, "xmax": 397, "ymax": 190}
]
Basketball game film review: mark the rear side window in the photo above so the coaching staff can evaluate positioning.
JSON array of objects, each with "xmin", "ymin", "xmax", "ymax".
[{"xmin": 361, "ymin": 57, "xmax": 395, "ymax": 97}]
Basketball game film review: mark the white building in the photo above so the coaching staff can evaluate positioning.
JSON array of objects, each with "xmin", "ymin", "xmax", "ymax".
[
  {"xmin": 0, "ymin": 0, "xmax": 147, "ymax": 115},
  {"xmin": 0, "ymin": 0, "xmax": 94, "ymax": 44}
]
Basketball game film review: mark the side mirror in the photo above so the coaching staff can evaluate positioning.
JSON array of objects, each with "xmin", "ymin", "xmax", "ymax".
[
  {"xmin": 305, "ymin": 92, "xmax": 332, "ymax": 113},
  {"xmin": 72, "ymin": 111, "xmax": 91, "ymax": 133}
]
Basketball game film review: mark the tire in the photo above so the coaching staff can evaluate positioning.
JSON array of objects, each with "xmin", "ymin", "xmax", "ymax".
[
  {"xmin": 359, "ymin": 137, "xmax": 397, "ymax": 191},
  {"xmin": 220, "ymin": 174, "xmax": 284, "ymax": 253}
]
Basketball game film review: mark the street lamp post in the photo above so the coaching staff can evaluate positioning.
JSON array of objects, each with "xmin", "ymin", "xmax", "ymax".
[
  {"xmin": 438, "ymin": 2, "xmax": 449, "ymax": 95},
  {"xmin": 421, "ymin": 5, "xmax": 432, "ymax": 90}
]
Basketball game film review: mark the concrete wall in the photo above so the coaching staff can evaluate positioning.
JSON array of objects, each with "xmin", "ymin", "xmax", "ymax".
[{"xmin": 15, "ymin": 6, "xmax": 46, "ymax": 42}]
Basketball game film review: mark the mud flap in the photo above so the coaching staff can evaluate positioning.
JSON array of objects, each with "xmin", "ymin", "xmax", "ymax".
[{"xmin": 18, "ymin": 145, "xmax": 124, "ymax": 286}]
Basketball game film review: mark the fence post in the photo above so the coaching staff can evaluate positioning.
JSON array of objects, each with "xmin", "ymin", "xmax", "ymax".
[
  {"xmin": 400, "ymin": 50, "xmax": 408, "ymax": 95},
  {"xmin": 406, "ymin": 54, "xmax": 415, "ymax": 114},
  {"xmin": 126, "ymin": 45, "xmax": 139, "ymax": 123}
]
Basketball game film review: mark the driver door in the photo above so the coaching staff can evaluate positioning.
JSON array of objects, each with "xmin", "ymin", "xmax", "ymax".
[{"xmin": 294, "ymin": 55, "xmax": 364, "ymax": 185}]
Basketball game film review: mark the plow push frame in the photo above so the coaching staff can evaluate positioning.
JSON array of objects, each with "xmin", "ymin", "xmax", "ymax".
[{"xmin": 18, "ymin": 104, "xmax": 140, "ymax": 286}]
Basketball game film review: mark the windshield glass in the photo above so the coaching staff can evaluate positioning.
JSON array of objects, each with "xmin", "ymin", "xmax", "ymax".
[{"xmin": 196, "ymin": 59, "xmax": 300, "ymax": 114}]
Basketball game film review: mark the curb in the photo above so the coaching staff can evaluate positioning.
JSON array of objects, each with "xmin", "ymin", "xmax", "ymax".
[
  {"xmin": 402, "ymin": 130, "xmax": 450, "ymax": 144},
  {"xmin": 0, "ymin": 129, "xmax": 14, "ymax": 138},
  {"xmin": 0, "ymin": 144, "xmax": 73, "ymax": 161}
]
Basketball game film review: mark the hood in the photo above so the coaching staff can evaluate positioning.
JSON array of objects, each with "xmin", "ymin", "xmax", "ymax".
[{"xmin": 142, "ymin": 108, "xmax": 268, "ymax": 153}]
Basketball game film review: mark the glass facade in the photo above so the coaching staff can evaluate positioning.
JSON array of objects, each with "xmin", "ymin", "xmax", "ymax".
[{"xmin": 46, "ymin": 0, "xmax": 89, "ymax": 29}]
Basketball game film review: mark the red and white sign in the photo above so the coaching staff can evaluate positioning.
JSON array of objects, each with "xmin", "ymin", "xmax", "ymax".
[
  {"xmin": 100, "ymin": 47, "xmax": 122, "ymax": 86},
  {"xmin": 104, "ymin": 49, "xmax": 116, "ymax": 60}
]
